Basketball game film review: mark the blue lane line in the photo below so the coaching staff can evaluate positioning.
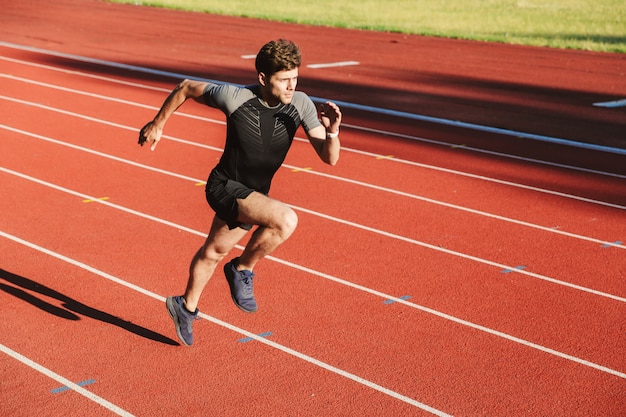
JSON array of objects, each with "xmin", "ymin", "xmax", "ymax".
[
  {"xmin": 502, "ymin": 265, "xmax": 527, "ymax": 274},
  {"xmin": 325, "ymin": 100, "xmax": 626, "ymax": 156},
  {"xmin": 594, "ymin": 99, "xmax": 626, "ymax": 108},
  {"xmin": 51, "ymin": 379, "xmax": 96, "ymax": 394},
  {"xmin": 238, "ymin": 332, "xmax": 273, "ymax": 343},
  {"xmin": 383, "ymin": 295, "xmax": 412, "ymax": 305},
  {"xmin": 2, "ymin": 41, "xmax": 624, "ymax": 156},
  {"xmin": 601, "ymin": 241, "xmax": 623, "ymax": 248}
]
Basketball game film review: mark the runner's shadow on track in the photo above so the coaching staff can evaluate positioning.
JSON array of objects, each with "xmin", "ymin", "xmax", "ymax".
[{"xmin": 0, "ymin": 269, "xmax": 179, "ymax": 346}]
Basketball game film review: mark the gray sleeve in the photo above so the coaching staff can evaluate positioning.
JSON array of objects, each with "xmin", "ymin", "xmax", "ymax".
[
  {"xmin": 292, "ymin": 92, "xmax": 322, "ymax": 133},
  {"xmin": 202, "ymin": 83, "xmax": 255, "ymax": 116}
]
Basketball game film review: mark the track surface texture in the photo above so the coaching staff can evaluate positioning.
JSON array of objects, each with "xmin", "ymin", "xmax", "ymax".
[{"xmin": 1, "ymin": 1, "xmax": 625, "ymax": 416}]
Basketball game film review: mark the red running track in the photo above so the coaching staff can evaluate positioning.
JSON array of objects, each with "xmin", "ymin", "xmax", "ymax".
[{"xmin": 1, "ymin": 1, "xmax": 625, "ymax": 416}]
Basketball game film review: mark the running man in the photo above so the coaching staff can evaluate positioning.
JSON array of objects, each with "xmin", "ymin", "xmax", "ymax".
[{"xmin": 138, "ymin": 39, "xmax": 341, "ymax": 346}]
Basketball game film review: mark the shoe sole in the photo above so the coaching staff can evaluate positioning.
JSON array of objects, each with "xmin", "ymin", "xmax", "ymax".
[
  {"xmin": 166, "ymin": 297, "xmax": 192, "ymax": 346},
  {"xmin": 229, "ymin": 293, "xmax": 258, "ymax": 313}
]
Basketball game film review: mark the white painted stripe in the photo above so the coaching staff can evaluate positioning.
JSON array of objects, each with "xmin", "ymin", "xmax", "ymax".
[
  {"xmin": 0, "ymin": 41, "xmax": 227, "ymax": 85},
  {"xmin": 307, "ymin": 60, "xmax": 360, "ymax": 69},
  {"xmin": 265, "ymin": 254, "xmax": 626, "ymax": 381},
  {"xmin": 337, "ymin": 123, "xmax": 626, "ymax": 181},
  {"xmin": 0, "ymin": 73, "xmax": 222, "ymax": 125},
  {"xmin": 290, "ymin": 203, "xmax": 626, "ymax": 303},
  {"xmin": 0, "ymin": 55, "xmax": 172, "ymax": 92},
  {"xmin": 0, "ymin": 231, "xmax": 452, "ymax": 417},
  {"xmin": 2, "ymin": 41, "xmax": 623, "ymax": 155},
  {"xmin": 0, "ymin": 95, "xmax": 225, "ymax": 148},
  {"xmin": 0, "ymin": 123, "xmax": 206, "ymax": 184},
  {"xmin": 240, "ymin": 54, "xmax": 257, "ymax": 59},
  {"xmin": 282, "ymin": 164, "xmax": 626, "ymax": 246},
  {"xmin": 0, "ymin": 343, "xmax": 135, "ymax": 417},
  {"xmin": 593, "ymin": 98, "xmax": 626, "ymax": 108}
]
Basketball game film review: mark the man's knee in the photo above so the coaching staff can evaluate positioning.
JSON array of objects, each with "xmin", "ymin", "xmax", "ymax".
[
  {"xmin": 197, "ymin": 239, "xmax": 234, "ymax": 265},
  {"xmin": 195, "ymin": 245, "xmax": 222, "ymax": 265},
  {"xmin": 279, "ymin": 207, "xmax": 298, "ymax": 238},
  {"xmin": 237, "ymin": 193, "xmax": 298, "ymax": 238}
]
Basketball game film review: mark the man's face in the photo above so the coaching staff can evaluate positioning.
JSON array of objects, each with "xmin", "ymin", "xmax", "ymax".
[{"xmin": 259, "ymin": 68, "xmax": 299, "ymax": 106}]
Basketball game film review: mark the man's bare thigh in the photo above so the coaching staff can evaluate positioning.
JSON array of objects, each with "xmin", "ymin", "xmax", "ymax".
[{"xmin": 236, "ymin": 192, "xmax": 294, "ymax": 229}]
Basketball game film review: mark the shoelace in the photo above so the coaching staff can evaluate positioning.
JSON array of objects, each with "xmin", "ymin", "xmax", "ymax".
[{"xmin": 239, "ymin": 273, "xmax": 254, "ymax": 297}]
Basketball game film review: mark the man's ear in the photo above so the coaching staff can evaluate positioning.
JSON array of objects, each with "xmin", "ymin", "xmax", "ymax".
[{"xmin": 258, "ymin": 72, "xmax": 266, "ymax": 86}]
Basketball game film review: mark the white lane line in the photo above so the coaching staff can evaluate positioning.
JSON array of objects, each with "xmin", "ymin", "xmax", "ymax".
[
  {"xmin": 0, "ymin": 73, "xmax": 222, "ymax": 125},
  {"xmin": 0, "ymin": 55, "xmax": 172, "ymax": 93},
  {"xmin": 266, "ymin": 254, "xmax": 626, "ymax": 381},
  {"xmin": 339, "ymin": 122, "xmax": 626, "ymax": 180},
  {"xmin": 0, "ymin": 231, "xmax": 452, "ymax": 417},
  {"xmin": 2, "ymin": 119, "xmax": 624, "ymax": 248},
  {"xmin": 283, "ymin": 165, "xmax": 626, "ymax": 247},
  {"xmin": 0, "ymin": 95, "xmax": 225, "ymax": 147},
  {"xmin": 593, "ymin": 98, "xmax": 626, "ymax": 108},
  {"xmin": 307, "ymin": 61, "xmax": 360, "ymax": 69},
  {"xmin": 4, "ymin": 160, "xmax": 624, "ymax": 303},
  {"xmin": 0, "ymin": 343, "xmax": 135, "ymax": 417},
  {"xmin": 2, "ymin": 41, "xmax": 624, "ymax": 156},
  {"xmin": 0, "ymin": 123, "xmax": 206, "ymax": 183},
  {"xmin": 289, "ymin": 202, "xmax": 626, "ymax": 303},
  {"xmin": 2, "ymin": 166, "xmax": 626, "ymax": 382},
  {"xmin": 241, "ymin": 54, "xmax": 360, "ymax": 69},
  {"xmin": 0, "ymin": 41, "xmax": 227, "ymax": 85}
]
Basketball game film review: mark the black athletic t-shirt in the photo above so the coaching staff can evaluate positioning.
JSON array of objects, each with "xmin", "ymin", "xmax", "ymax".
[{"xmin": 202, "ymin": 83, "xmax": 321, "ymax": 194}]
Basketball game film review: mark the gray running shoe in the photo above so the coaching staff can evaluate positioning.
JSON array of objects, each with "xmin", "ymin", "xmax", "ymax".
[
  {"xmin": 224, "ymin": 258, "xmax": 258, "ymax": 313},
  {"xmin": 166, "ymin": 296, "xmax": 198, "ymax": 346}
]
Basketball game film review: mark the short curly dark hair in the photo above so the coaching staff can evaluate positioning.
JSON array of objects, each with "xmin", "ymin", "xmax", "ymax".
[{"xmin": 255, "ymin": 39, "xmax": 301, "ymax": 77}]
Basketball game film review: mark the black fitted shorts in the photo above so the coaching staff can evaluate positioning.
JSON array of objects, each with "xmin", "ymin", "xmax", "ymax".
[{"xmin": 205, "ymin": 171, "xmax": 255, "ymax": 230}]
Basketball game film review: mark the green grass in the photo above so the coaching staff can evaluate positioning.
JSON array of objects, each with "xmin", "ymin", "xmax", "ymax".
[{"xmin": 112, "ymin": 0, "xmax": 625, "ymax": 53}]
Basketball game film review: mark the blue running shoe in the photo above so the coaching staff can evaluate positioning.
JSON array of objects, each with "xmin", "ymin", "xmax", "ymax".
[
  {"xmin": 224, "ymin": 258, "xmax": 257, "ymax": 313},
  {"xmin": 166, "ymin": 296, "xmax": 199, "ymax": 346}
]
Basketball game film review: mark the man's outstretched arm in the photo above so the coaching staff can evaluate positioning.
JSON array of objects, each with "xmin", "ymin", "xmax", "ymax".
[{"xmin": 138, "ymin": 79, "xmax": 208, "ymax": 151}]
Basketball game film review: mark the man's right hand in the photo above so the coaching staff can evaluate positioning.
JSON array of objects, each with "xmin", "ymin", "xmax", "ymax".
[{"xmin": 138, "ymin": 121, "xmax": 162, "ymax": 151}]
